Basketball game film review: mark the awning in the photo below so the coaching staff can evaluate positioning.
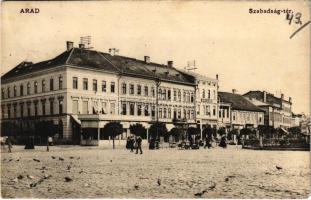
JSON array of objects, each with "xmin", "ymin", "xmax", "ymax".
[
  {"xmin": 280, "ymin": 127, "xmax": 289, "ymax": 134},
  {"xmin": 166, "ymin": 124, "xmax": 175, "ymax": 131},
  {"xmin": 71, "ymin": 115, "xmax": 81, "ymax": 125}
]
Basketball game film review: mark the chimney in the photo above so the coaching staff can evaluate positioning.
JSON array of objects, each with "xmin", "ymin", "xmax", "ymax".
[
  {"xmin": 232, "ymin": 89, "xmax": 236, "ymax": 94},
  {"xmin": 263, "ymin": 91, "xmax": 267, "ymax": 103},
  {"xmin": 79, "ymin": 43, "xmax": 85, "ymax": 49},
  {"xmin": 289, "ymin": 97, "xmax": 292, "ymax": 103},
  {"xmin": 216, "ymin": 74, "xmax": 219, "ymax": 80},
  {"xmin": 167, "ymin": 61, "xmax": 173, "ymax": 68},
  {"xmin": 144, "ymin": 56, "xmax": 150, "ymax": 63},
  {"xmin": 66, "ymin": 41, "xmax": 74, "ymax": 51},
  {"xmin": 281, "ymin": 93, "xmax": 284, "ymax": 100}
]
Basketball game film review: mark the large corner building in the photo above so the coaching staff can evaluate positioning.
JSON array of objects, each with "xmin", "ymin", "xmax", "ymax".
[{"xmin": 1, "ymin": 42, "xmax": 220, "ymax": 143}]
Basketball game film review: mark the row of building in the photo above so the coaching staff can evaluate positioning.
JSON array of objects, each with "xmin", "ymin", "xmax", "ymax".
[{"xmin": 0, "ymin": 41, "xmax": 302, "ymax": 143}]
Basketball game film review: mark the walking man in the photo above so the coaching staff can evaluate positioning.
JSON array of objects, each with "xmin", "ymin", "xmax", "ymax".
[{"xmin": 135, "ymin": 136, "xmax": 143, "ymax": 154}]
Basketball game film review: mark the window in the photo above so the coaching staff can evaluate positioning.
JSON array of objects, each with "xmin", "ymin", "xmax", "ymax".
[
  {"xmin": 173, "ymin": 90, "xmax": 177, "ymax": 101},
  {"xmin": 202, "ymin": 89, "xmax": 205, "ymax": 98},
  {"xmin": 151, "ymin": 87, "xmax": 155, "ymax": 97},
  {"xmin": 213, "ymin": 90, "xmax": 216, "ymax": 99},
  {"xmin": 183, "ymin": 91, "xmax": 186, "ymax": 102},
  {"xmin": 213, "ymin": 106, "xmax": 216, "ymax": 116},
  {"xmin": 7, "ymin": 105, "xmax": 11, "ymax": 118},
  {"xmin": 73, "ymin": 77, "xmax": 78, "ymax": 89},
  {"xmin": 163, "ymin": 108, "xmax": 167, "ymax": 118},
  {"xmin": 50, "ymin": 100, "xmax": 54, "ymax": 115},
  {"xmin": 72, "ymin": 100, "xmax": 78, "ymax": 114},
  {"xmin": 168, "ymin": 89, "xmax": 171, "ymax": 100},
  {"xmin": 130, "ymin": 103, "xmax": 134, "ymax": 115},
  {"xmin": 122, "ymin": 83, "xmax": 126, "ymax": 94},
  {"xmin": 177, "ymin": 109, "xmax": 181, "ymax": 119},
  {"xmin": 27, "ymin": 104, "xmax": 31, "ymax": 116},
  {"xmin": 83, "ymin": 78, "xmax": 88, "ymax": 90},
  {"xmin": 82, "ymin": 101, "xmax": 88, "ymax": 114},
  {"xmin": 144, "ymin": 86, "xmax": 148, "ymax": 96},
  {"xmin": 233, "ymin": 113, "xmax": 236, "ymax": 121},
  {"xmin": 137, "ymin": 104, "xmax": 142, "ymax": 116},
  {"xmin": 190, "ymin": 93, "xmax": 194, "ymax": 103},
  {"xmin": 93, "ymin": 79, "xmax": 97, "ymax": 92},
  {"xmin": 178, "ymin": 90, "xmax": 181, "ymax": 102},
  {"xmin": 34, "ymin": 102, "xmax": 38, "ymax": 116},
  {"xmin": 13, "ymin": 86, "xmax": 17, "ymax": 97},
  {"xmin": 27, "ymin": 83, "xmax": 30, "ymax": 95},
  {"xmin": 1, "ymin": 105, "xmax": 4, "ymax": 118},
  {"xmin": 158, "ymin": 89, "xmax": 162, "ymax": 99},
  {"xmin": 144, "ymin": 105, "xmax": 149, "ymax": 116},
  {"xmin": 122, "ymin": 103, "xmax": 127, "ymax": 115},
  {"xmin": 159, "ymin": 108, "xmax": 162, "ymax": 118},
  {"xmin": 59, "ymin": 100, "xmax": 63, "ymax": 114},
  {"xmin": 191, "ymin": 110, "xmax": 194, "ymax": 119},
  {"xmin": 187, "ymin": 110, "xmax": 190, "ymax": 119},
  {"xmin": 13, "ymin": 104, "xmax": 17, "ymax": 118},
  {"xmin": 183, "ymin": 109, "xmax": 186, "ymax": 118},
  {"xmin": 7, "ymin": 87, "xmax": 10, "ymax": 98},
  {"xmin": 110, "ymin": 103, "xmax": 115, "ymax": 115},
  {"xmin": 208, "ymin": 89, "xmax": 211, "ymax": 99},
  {"xmin": 20, "ymin": 85, "xmax": 24, "ymax": 96},
  {"xmin": 20, "ymin": 104, "xmax": 24, "ymax": 118},
  {"xmin": 163, "ymin": 89, "xmax": 166, "ymax": 100},
  {"xmin": 111, "ymin": 82, "xmax": 115, "ymax": 93},
  {"xmin": 151, "ymin": 106, "xmax": 155, "ymax": 117},
  {"xmin": 227, "ymin": 109, "xmax": 229, "ymax": 118},
  {"xmin": 1, "ymin": 88, "xmax": 4, "ymax": 99},
  {"xmin": 130, "ymin": 84, "xmax": 134, "ymax": 95},
  {"xmin": 137, "ymin": 85, "xmax": 141, "ymax": 95},
  {"xmin": 168, "ymin": 108, "xmax": 171, "ymax": 119},
  {"xmin": 101, "ymin": 102, "xmax": 107, "ymax": 114},
  {"xmin": 34, "ymin": 82, "xmax": 38, "ymax": 94},
  {"xmin": 42, "ymin": 101, "xmax": 46, "ymax": 115},
  {"xmin": 59, "ymin": 76, "xmax": 63, "ymax": 90},
  {"xmin": 186, "ymin": 92, "xmax": 190, "ymax": 102},
  {"xmin": 102, "ymin": 81, "xmax": 106, "ymax": 92},
  {"xmin": 50, "ymin": 79, "xmax": 54, "ymax": 91},
  {"xmin": 219, "ymin": 110, "xmax": 222, "ymax": 118},
  {"xmin": 42, "ymin": 80, "xmax": 46, "ymax": 92},
  {"xmin": 259, "ymin": 116, "xmax": 262, "ymax": 123}
]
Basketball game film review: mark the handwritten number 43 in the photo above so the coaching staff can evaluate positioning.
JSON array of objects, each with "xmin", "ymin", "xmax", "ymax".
[{"xmin": 286, "ymin": 12, "xmax": 302, "ymax": 25}]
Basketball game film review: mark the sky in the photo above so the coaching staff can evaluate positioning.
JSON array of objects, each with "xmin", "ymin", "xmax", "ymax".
[{"xmin": 1, "ymin": 1, "xmax": 310, "ymax": 115}]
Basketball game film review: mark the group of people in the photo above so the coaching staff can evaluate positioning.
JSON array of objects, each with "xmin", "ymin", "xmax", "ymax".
[
  {"xmin": 204, "ymin": 134, "xmax": 227, "ymax": 149},
  {"xmin": 126, "ymin": 136, "xmax": 143, "ymax": 154}
]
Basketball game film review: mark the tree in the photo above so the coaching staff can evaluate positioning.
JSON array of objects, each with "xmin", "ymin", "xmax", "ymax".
[
  {"xmin": 170, "ymin": 127, "xmax": 182, "ymax": 142},
  {"xmin": 217, "ymin": 127, "xmax": 226, "ymax": 137},
  {"xmin": 186, "ymin": 127, "xmax": 200, "ymax": 142},
  {"xmin": 288, "ymin": 126, "xmax": 301, "ymax": 138},
  {"xmin": 103, "ymin": 121, "xmax": 123, "ymax": 149},
  {"xmin": 202, "ymin": 125, "xmax": 213, "ymax": 140},
  {"xmin": 149, "ymin": 122, "xmax": 168, "ymax": 141},
  {"xmin": 129, "ymin": 123, "xmax": 147, "ymax": 138},
  {"xmin": 35, "ymin": 120, "xmax": 57, "ymax": 151}
]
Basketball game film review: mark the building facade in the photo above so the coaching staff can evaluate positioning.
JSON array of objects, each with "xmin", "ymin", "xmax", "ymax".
[
  {"xmin": 1, "ymin": 41, "xmax": 219, "ymax": 143},
  {"xmin": 218, "ymin": 91, "xmax": 265, "ymax": 130},
  {"xmin": 243, "ymin": 91, "xmax": 293, "ymax": 128}
]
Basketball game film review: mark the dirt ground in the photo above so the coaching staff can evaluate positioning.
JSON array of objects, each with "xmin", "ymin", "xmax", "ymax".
[{"xmin": 1, "ymin": 143, "xmax": 310, "ymax": 198}]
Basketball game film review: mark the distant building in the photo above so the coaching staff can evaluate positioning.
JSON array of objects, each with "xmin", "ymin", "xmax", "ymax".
[
  {"xmin": 243, "ymin": 91, "xmax": 293, "ymax": 128},
  {"xmin": 218, "ymin": 91, "xmax": 265, "ymax": 130}
]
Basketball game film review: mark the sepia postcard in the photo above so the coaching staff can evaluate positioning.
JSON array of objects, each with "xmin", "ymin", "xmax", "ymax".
[{"xmin": 0, "ymin": 0, "xmax": 310, "ymax": 199}]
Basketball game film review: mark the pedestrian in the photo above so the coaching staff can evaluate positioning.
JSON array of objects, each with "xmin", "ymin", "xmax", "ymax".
[
  {"xmin": 219, "ymin": 136, "xmax": 227, "ymax": 148},
  {"xmin": 126, "ymin": 137, "xmax": 131, "ymax": 149},
  {"xmin": 130, "ymin": 136, "xmax": 135, "ymax": 152},
  {"xmin": 135, "ymin": 136, "xmax": 143, "ymax": 154},
  {"xmin": 7, "ymin": 137, "xmax": 12, "ymax": 153}
]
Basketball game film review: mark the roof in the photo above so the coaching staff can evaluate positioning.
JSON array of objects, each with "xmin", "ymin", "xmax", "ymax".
[
  {"xmin": 243, "ymin": 90, "xmax": 291, "ymax": 105},
  {"xmin": 218, "ymin": 92, "xmax": 264, "ymax": 112},
  {"xmin": 1, "ymin": 48, "xmax": 195, "ymax": 85},
  {"xmin": 178, "ymin": 70, "xmax": 217, "ymax": 82}
]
